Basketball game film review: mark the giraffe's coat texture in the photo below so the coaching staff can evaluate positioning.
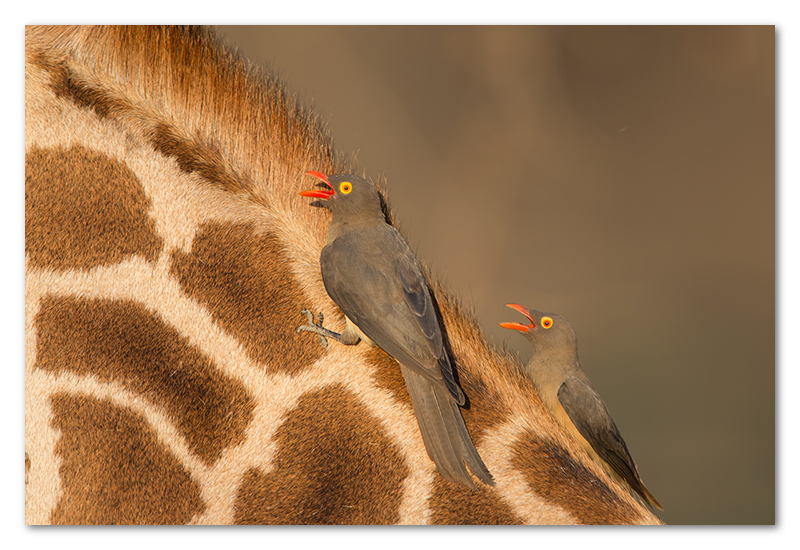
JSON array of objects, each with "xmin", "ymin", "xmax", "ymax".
[
  {"xmin": 50, "ymin": 393, "xmax": 205, "ymax": 525},
  {"xmin": 234, "ymin": 385, "xmax": 407, "ymax": 525},
  {"xmin": 24, "ymin": 25, "xmax": 662, "ymax": 525},
  {"xmin": 36, "ymin": 296, "xmax": 254, "ymax": 466},
  {"xmin": 170, "ymin": 222, "xmax": 325, "ymax": 374},
  {"xmin": 25, "ymin": 145, "xmax": 163, "ymax": 270}
]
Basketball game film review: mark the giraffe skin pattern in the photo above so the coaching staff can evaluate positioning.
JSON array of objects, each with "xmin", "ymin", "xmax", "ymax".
[{"xmin": 24, "ymin": 25, "xmax": 662, "ymax": 525}]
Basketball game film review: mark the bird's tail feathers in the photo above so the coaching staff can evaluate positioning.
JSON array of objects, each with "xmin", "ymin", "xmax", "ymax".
[
  {"xmin": 401, "ymin": 365, "xmax": 494, "ymax": 489},
  {"xmin": 637, "ymin": 482, "xmax": 663, "ymax": 511}
]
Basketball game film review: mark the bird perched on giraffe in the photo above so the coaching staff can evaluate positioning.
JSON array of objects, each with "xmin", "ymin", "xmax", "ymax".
[
  {"xmin": 500, "ymin": 303, "xmax": 662, "ymax": 510},
  {"xmin": 296, "ymin": 170, "xmax": 494, "ymax": 489}
]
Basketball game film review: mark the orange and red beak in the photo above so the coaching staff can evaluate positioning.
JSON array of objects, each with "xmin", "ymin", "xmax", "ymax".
[
  {"xmin": 499, "ymin": 303, "xmax": 536, "ymax": 332},
  {"xmin": 300, "ymin": 170, "xmax": 335, "ymax": 199}
]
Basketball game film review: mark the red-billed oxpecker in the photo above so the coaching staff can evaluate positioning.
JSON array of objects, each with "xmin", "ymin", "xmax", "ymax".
[
  {"xmin": 501, "ymin": 304, "xmax": 662, "ymax": 510},
  {"xmin": 297, "ymin": 171, "xmax": 493, "ymax": 489}
]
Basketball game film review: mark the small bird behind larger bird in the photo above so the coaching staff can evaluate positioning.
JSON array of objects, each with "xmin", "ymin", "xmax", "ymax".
[
  {"xmin": 296, "ymin": 170, "xmax": 493, "ymax": 489},
  {"xmin": 501, "ymin": 303, "xmax": 662, "ymax": 510}
]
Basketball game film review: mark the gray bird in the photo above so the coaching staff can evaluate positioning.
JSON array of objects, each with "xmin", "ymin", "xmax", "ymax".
[
  {"xmin": 296, "ymin": 170, "xmax": 494, "ymax": 489},
  {"xmin": 500, "ymin": 303, "xmax": 662, "ymax": 510}
]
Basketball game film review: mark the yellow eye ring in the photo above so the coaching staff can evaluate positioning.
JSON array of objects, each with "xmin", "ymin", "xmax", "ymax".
[
  {"xmin": 541, "ymin": 316, "xmax": 553, "ymax": 329},
  {"xmin": 339, "ymin": 181, "xmax": 353, "ymax": 194}
]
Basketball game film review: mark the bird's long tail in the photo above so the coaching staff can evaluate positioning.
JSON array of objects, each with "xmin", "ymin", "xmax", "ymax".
[
  {"xmin": 635, "ymin": 479, "xmax": 664, "ymax": 511},
  {"xmin": 400, "ymin": 365, "xmax": 494, "ymax": 489}
]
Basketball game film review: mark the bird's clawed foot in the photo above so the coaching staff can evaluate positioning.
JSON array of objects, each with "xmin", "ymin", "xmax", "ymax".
[{"xmin": 297, "ymin": 309, "xmax": 330, "ymax": 348}]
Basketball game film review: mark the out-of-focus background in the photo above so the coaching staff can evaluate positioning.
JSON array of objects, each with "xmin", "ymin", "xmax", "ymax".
[{"xmin": 216, "ymin": 26, "xmax": 775, "ymax": 525}]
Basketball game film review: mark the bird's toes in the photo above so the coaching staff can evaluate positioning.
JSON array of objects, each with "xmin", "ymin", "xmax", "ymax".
[
  {"xmin": 296, "ymin": 310, "xmax": 330, "ymax": 348},
  {"xmin": 300, "ymin": 309, "xmax": 316, "ymax": 325},
  {"xmin": 297, "ymin": 324, "xmax": 328, "ymax": 348}
]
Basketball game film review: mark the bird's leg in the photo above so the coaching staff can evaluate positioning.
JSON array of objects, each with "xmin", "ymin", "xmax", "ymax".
[{"xmin": 296, "ymin": 309, "xmax": 361, "ymax": 348}]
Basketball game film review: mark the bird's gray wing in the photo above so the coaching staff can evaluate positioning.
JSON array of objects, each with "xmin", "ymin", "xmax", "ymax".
[
  {"xmin": 393, "ymin": 238, "xmax": 465, "ymax": 404},
  {"xmin": 321, "ymin": 227, "xmax": 464, "ymax": 403},
  {"xmin": 557, "ymin": 377, "xmax": 642, "ymax": 491},
  {"xmin": 558, "ymin": 377, "xmax": 663, "ymax": 509},
  {"xmin": 394, "ymin": 246, "xmax": 439, "ymax": 343}
]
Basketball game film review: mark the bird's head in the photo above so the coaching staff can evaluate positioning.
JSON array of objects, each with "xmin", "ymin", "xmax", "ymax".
[
  {"xmin": 300, "ymin": 171, "xmax": 384, "ymax": 220},
  {"xmin": 500, "ymin": 303, "xmax": 577, "ymax": 351}
]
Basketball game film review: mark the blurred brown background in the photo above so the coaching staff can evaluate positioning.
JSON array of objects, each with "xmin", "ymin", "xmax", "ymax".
[{"xmin": 216, "ymin": 26, "xmax": 774, "ymax": 525}]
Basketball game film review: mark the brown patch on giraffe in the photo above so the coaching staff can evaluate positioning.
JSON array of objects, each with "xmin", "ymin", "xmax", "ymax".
[
  {"xmin": 35, "ymin": 296, "xmax": 254, "ymax": 466},
  {"xmin": 150, "ymin": 122, "xmax": 250, "ymax": 194},
  {"xmin": 48, "ymin": 61, "xmax": 128, "ymax": 122},
  {"xmin": 233, "ymin": 385, "xmax": 407, "ymax": 525},
  {"xmin": 171, "ymin": 222, "xmax": 324, "ymax": 374},
  {"xmin": 34, "ymin": 27, "xmax": 252, "ymax": 195},
  {"xmin": 25, "ymin": 146, "xmax": 162, "ymax": 271},
  {"xmin": 49, "ymin": 393, "xmax": 204, "ymax": 525},
  {"xmin": 511, "ymin": 431, "xmax": 640, "ymax": 525},
  {"xmin": 366, "ymin": 346, "xmax": 412, "ymax": 407},
  {"xmin": 429, "ymin": 476, "xmax": 521, "ymax": 525},
  {"xmin": 25, "ymin": 453, "xmax": 31, "ymax": 486}
]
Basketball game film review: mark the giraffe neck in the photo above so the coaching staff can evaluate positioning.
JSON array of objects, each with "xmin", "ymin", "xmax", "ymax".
[{"xmin": 25, "ymin": 25, "xmax": 661, "ymax": 525}]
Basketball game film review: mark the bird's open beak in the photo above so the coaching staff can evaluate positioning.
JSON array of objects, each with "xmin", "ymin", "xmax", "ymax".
[
  {"xmin": 300, "ymin": 170, "xmax": 335, "ymax": 199},
  {"xmin": 499, "ymin": 303, "xmax": 536, "ymax": 332}
]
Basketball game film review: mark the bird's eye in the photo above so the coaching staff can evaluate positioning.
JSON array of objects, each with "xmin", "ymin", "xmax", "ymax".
[
  {"xmin": 541, "ymin": 316, "xmax": 553, "ymax": 329},
  {"xmin": 339, "ymin": 181, "xmax": 353, "ymax": 194}
]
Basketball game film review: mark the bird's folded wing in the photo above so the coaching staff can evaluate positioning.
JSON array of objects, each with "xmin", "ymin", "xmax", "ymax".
[
  {"xmin": 557, "ymin": 376, "xmax": 640, "ymax": 486},
  {"xmin": 320, "ymin": 229, "xmax": 458, "ymax": 397}
]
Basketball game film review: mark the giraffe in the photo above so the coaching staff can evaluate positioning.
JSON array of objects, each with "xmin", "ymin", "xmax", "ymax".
[{"xmin": 24, "ymin": 25, "xmax": 663, "ymax": 525}]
